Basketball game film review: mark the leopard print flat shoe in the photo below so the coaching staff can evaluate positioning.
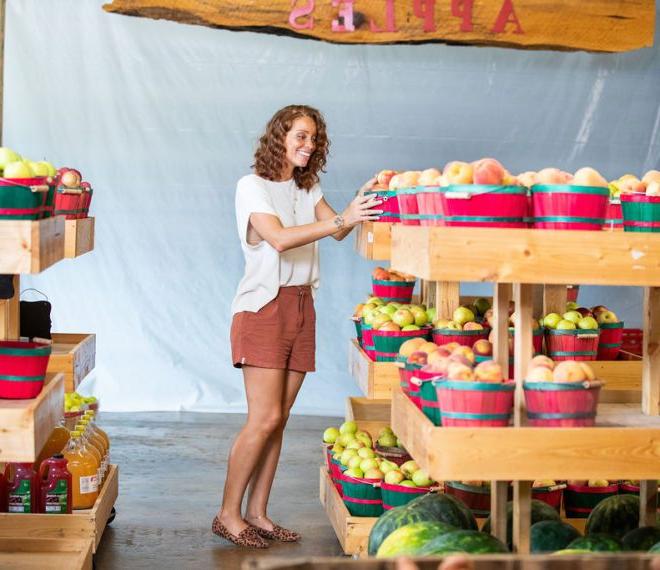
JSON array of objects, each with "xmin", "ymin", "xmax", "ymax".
[
  {"xmin": 212, "ymin": 516, "xmax": 269, "ymax": 548},
  {"xmin": 250, "ymin": 523, "xmax": 301, "ymax": 542}
]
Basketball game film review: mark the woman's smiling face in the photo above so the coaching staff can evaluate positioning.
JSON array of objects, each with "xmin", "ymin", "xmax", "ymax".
[{"xmin": 282, "ymin": 116, "xmax": 317, "ymax": 179}]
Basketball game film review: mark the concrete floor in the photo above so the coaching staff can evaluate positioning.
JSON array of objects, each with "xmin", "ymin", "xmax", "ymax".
[{"xmin": 93, "ymin": 412, "xmax": 345, "ymax": 570}]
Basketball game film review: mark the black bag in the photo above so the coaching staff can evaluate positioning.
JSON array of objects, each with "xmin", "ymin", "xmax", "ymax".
[
  {"xmin": 0, "ymin": 275, "xmax": 14, "ymax": 300},
  {"xmin": 20, "ymin": 289, "xmax": 52, "ymax": 340}
]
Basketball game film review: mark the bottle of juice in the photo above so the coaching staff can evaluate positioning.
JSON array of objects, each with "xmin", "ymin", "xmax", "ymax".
[
  {"xmin": 83, "ymin": 411, "xmax": 110, "ymax": 452},
  {"xmin": 39, "ymin": 454, "xmax": 72, "ymax": 514},
  {"xmin": 62, "ymin": 431, "xmax": 99, "ymax": 509},
  {"xmin": 0, "ymin": 469, "xmax": 8, "ymax": 512},
  {"xmin": 5, "ymin": 463, "xmax": 39, "ymax": 513},
  {"xmin": 75, "ymin": 421, "xmax": 104, "ymax": 484},
  {"xmin": 35, "ymin": 421, "xmax": 70, "ymax": 470}
]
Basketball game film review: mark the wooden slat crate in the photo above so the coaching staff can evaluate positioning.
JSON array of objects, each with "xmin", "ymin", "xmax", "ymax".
[
  {"xmin": 64, "ymin": 217, "xmax": 95, "ymax": 259},
  {"xmin": 355, "ymin": 222, "xmax": 391, "ymax": 261},
  {"xmin": 47, "ymin": 333, "xmax": 96, "ymax": 393},
  {"xmin": 0, "ymin": 537, "xmax": 93, "ymax": 570},
  {"xmin": 348, "ymin": 340, "xmax": 399, "ymax": 399},
  {"xmin": 345, "ymin": 397, "xmax": 390, "ymax": 435},
  {"xmin": 0, "ymin": 217, "xmax": 65, "ymax": 274}
]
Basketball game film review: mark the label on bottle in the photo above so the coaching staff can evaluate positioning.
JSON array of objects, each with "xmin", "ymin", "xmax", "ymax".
[
  {"xmin": 8, "ymin": 480, "xmax": 32, "ymax": 513},
  {"xmin": 79, "ymin": 474, "xmax": 98, "ymax": 494},
  {"xmin": 44, "ymin": 480, "xmax": 68, "ymax": 513}
]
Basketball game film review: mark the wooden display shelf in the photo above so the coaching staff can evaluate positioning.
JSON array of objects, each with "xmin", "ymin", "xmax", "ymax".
[
  {"xmin": 0, "ymin": 373, "xmax": 64, "ymax": 463},
  {"xmin": 0, "ymin": 217, "xmax": 65, "ymax": 274},
  {"xmin": 0, "ymin": 537, "xmax": 93, "ymax": 570},
  {"xmin": 348, "ymin": 339, "xmax": 399, "ymax": 399},
  {"xmin": 595, "ymin": 357, "xmax": 643, "ymax": 403},
  {"xmin": 47, "ymin": 333, "xmax": 96, "ymax": 393},
  {"xmin": 391, "ymin": 226, "xmax": 660, "ymax": 287},
  {"xmin": 319, "ymin": 466, "xmax": 376, "ymax": 558},
  {"xmin": 355, "ymin": 222, "xmax": 391, "ymax": 261},
  {"xmin": 391, "ymin": 387, "xmax": 660, "ymax": 481},
  {"xmin": 64, "ymin": 217, "xmax": 95, "ymax": 258},
  {"xmin": 345, "ymin": 397, "xmax": 390, "ymax": 435},
  {"xmin": 0, "ymin": 464, "xmax": 118, "ymax": 554}
]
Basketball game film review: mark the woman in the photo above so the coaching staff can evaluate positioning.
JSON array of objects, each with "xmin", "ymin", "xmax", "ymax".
[{"xmin": 213, "ymin": 105, "xmax": 383, "ymax": 548}]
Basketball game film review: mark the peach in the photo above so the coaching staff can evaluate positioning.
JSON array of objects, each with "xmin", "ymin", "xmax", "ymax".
[
  {"xmin": 646, "ymin": 181, "xmax": 660, "ymax": 197},
  {"xmin": 472, "ymin": 158, "xmax": 506, "ymax": 185},
  {"xmin": 417, "ymin": 341, "xmax": 439, "ymax": 355},
  {"xmin": 642, "ymin": 170, "xmax": 660, "ymax": 185},
  {"xmin": 442, "ymin": 342, "xmax": 461, "ymax": 352},
  {"xmin": 573, "ymin": 167, "xmax": 608, "ymax": 188},
  {"xmin": 536, "ymin": 167, "xmax": 565, "ymax": 185},
  {"xmin": 451, "ymin": 345, "xmax": 475, "ymax": 364},
  {"xmin": 617, "ymin": 175, "xmax": 646, "ymax": 194},
  {"xmin": 526, "ymin": 366, "xmax": 554, "ymax": 382},
  {"xmin": 472, "ymin": 339, "xmax": 493, "ymax": 357},
  {"xmin": 448, "ymin": 354, "xmax": 472, "ymax": 368},
  {"xmin": 552, "ymin": 360, "xmax": 588, "ymax": 382},
  {"xmin": 443, "ymin": 161, "xmax": 474, "ymax": 185},
  {"xmin": 502, "ymin": 170, "xmax": 518, "ymax": 186},
  {"xmin": 517, "ymin": 171, "xmax": 538, "ymax": 187},
  {"xmin": 436, "ymin": 174, "xmax": 451, "ymax": 187},
  {"xmin": 474, "ymin": 360, "xmax": 504, "ymax": 383},
  {"xmin": 447, "ymin": 362, "xmax": 475, "ymax": 381},
  {"xmin": 529, "ymin": 355, "xmax": 555, "ymax": 370},
  {"xmin": 427, "ymin": 350, "xmax": 449, "ymax": 366},
  {"xmin": 463, "ymin": 322, "xmax": 484, "ymax": 331},
  {"xmin": 418, "ymin": 168, "xmax": 442, "ymax": 186},
  {"xmin": 372, "ymin": 266, "xmax": 390, "ymax": 281},
  {"xmin": 398, "ymin": 171, "xmax": 421, "ymax": 189},
  {"xmin": 432, "ymin": 345, "xmax": 453, "ymax": 359},
  {"xmin": 376, "ymin": 170, "xmax": 397, "ymax": 188},
  {"xmin": 407, "ymin": 351, "xmax": 428, "ymax": 365},
  {"xmin": 399, "ymin": 338, "xmax": 426, "ymax": 358},
  {"xmin": 424, "ymin": 356, "xmax": 450, "ymax": 375},
  {"xmin": 379, "ymin": 321, "xmax": 401, "ymax": 332},
  {"xmin": 560, "ymin": 171, "xmax": 574, "ymax": 183},
  {"xmin": 579, "ymin": 362, "xmax": 596, "ymax": 381}
]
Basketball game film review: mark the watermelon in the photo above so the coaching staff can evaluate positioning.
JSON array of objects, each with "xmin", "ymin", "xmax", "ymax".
[
  {"xmin": 530, "ymin": 520, "xmax": 582, "ymax": 553},
  {"xmin": 650, "ymin": 541, "xmax": 660, "ymax": 553},
  {"xmin": 586, "ymin": 494, "xmax": 640, "ymax": 540},
  {"xmin": 376, "ymin": 521, "xmax": 456, "ymax": 558},
  {"xmin": 406, "ymin": 492, "xmax": 478, "ymax": 531},
  {"xmin": 367, "ymin": 504, "xmax": 438, "ymax": 556},
  {"xmin": 567, "ymin": 534, "xmax": 623, "ymax": 552},
  {"xmin": 482, "ymin": 499, "xmax": 561, "ymax": 548},
  {"xmin": 622, "ymin": 526, "xmax": 660, "ymax": 551},
  {"xmin": 416, "ymin": 529, "xmax": 509, "ymax": 555}
]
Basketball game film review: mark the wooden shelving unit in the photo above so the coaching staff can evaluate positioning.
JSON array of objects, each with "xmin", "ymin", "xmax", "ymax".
[
  {"xmin": 47, "ymin": 333, "xmax": 96, "ymax": 393},
  {"xmin": 0, "ymin": 537, "xmax": 93, "ymax": 570},
  {"xmin": 0, "ymin": 217, "xmax": 65, "ymax": 274},
  {"xmin": 345, "ymin": 397, "xmax": 390, "ymax": 435},
  {"xmin": 355, "ymin": 222, "xmax": 392, "ymax": 260},
  {"xmin": 64, "ymin": 217, "xmax": 95, "ymax": 259},
  {"xmin": 348, "ymin": 339, "xmax": 399, "ymax": 399}
]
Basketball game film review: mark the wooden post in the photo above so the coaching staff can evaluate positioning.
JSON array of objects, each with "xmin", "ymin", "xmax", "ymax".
[
  {"xmin": 513, "ymin": 284, "xmax": 534, "ymax": 426},
  {"xmin": 513, "ymin": 481, "xmax": 532, "ymax": 554},
  {"xmin": 642, "ymin": 287, "xmax": 660, "ymax": 415},
  {"xmin": 0, "ymin": 275, "xmax": 19, "ymax": 340},
  {"xmin": 532, "ymin": 285, "xmax": 544, "ymax": 320},
  {"xmin": 494, "ymin": 283, "xmax": 512, "ymax": 379},
  {"xmin": 435, "ymin": 281, "xmax": 460, "ymax": 321},
  {"xmin": 0, "ymin": 0, "xmax": 5, "ymax": 146},
  {"xmin": 639, "ymin": 480, "xmax": 659, "ymax": 527},
  {"xmin": 543, "ymin": 284, "xmax": 568, "ymax": 316},
  {"xmin": 490, "ymin": 481, "xmax": 509, "ymax": 545}
]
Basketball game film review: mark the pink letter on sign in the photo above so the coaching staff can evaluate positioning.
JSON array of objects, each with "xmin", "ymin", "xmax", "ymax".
[
  {"xmin": 492, "ymin": 0, "xmax": 524, "ymax": 34},
  {"xmin": 332, "ymin": 0, "xmax": 355, "ymax": 32},
  {"xmin": 413, "ymin": 0, "xmax": 436, "ymax": 32},
  {"xmin": 289, "ymin": 0, "xmax": 315, "ymax": 30},
  {"xmin": 370, "ymin": 0, "xmax": 397, "ymax": 33},
  {"xmin": 451, "ymin": 0, "xmax": 474, "ymax": 32}
]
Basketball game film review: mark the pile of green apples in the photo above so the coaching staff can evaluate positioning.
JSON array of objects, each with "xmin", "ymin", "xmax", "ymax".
[
  {"xmin": 542, "ymin": 309, "xmax": 598, "ymax": 331},
  {"xmin": 382, "ymin": 459, "xmax": 435, "ymax": 488},
  {"xmin": 353, "ymin": 296, "xmax": 435, "ymax": 333},
  {"xmin": 0, "ymin": 146, "xmax": 56, "ymax": 178},
  {"xmin": 64, "ymin": 391, "xmax": 98, "ymax": 413},
  {"xmin": 433, "ymin": 300, "xmax": 490, "ymax": 332}
]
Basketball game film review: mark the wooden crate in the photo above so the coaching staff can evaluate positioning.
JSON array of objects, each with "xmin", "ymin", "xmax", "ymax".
[
  {"xmin": 319, "ymin": 466, "xmax": 376, "ymax": 558},
  {"xmin": 0, "ymin": 373, "xmax": 64, "ymax": 462},
  {"xmin": 47, "ymin": 333, "xmax": 96, "ymax": 393},
  {"xmin": 391, "ymin": 387, "xmax": 660, "ymax": 481},
  {"xmin": 0, "ymin": 217, "xmax": 65, "ymax": 274},
  {"xmin": 355, "ymin": 222, "xmax": 391, "ymax": 261},
  {"xmin": 345, "ymin": 397, "xmax": 390, "ymax": 435},
  {"xmin": 348, "ymin": 340, "xmax": 399, "ymax": 399},
  {"xmin": 0, "ymin": 537, "xmax": 93, "ymax": 570},
  {"xmin": 595, "ymin": 357, "xmax": 643, "ymax": 403},
  {"xmin": 0, "ymin": 464, "xmax": 119, "ymax": 554},
  {"xmin": 64, "ymin": 217, "xmax": 95, "ymax": 259}
]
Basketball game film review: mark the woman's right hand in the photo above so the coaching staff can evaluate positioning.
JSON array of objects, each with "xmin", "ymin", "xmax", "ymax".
[{"xmin": 342, "ymin": 193, "xmax": 383, "ymax": 227}]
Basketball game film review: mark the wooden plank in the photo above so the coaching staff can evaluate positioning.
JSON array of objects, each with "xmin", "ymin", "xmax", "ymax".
[
  {"xmin": 319, "ymin": 466, "xmax": 375, "ymax": 557},
  {"xmin": 0, "ymin": 465, "xmax": 118, "ymax": 554},
  {"xmin": 513, "ymin": 481, "xmax": 532, "ymax": 554},
  {"xmin": 0, "ymin": 373, "xmax": 64, "ymax": 462},
  {"xmin": 543, "ymin": 284, "xmax": 568, "ymax": 316},
  {"xmin": 494, "ymin": 283, "xmax": 512, "ymax": 381},
  {"xmin": 348, "ymin": 339, "xmax": 399, "ymax": 399},
  {"xmin": 0, "ymin": 275, "xmax": 19, "ymax": 340},
  {"xmin": 355, "ymin": 222, "xmax": 391, "ymax": 261},
  {"xmin": 490, "ymin": 480, "xmax": 508, "ymax": 545},
  {"xmin": 345, "ymin": 397, "xmax": 390, "ymax": 436},
  {"xmin": 435, "ymin": 281, "xmax": 460, "ymax": 321},
  {"xmin": 102, "ymin": 0, "xmax": 656, "ymax": 53},
  {"xmin": 642, "ymin": 287, "xmax": 660, "ymax": 415},
  {"xmin": 513, "ymin": 284, "xmax": 533, "ymax": 426},
  {"xmin": 0, "ymin": 537, "xmax": 93, "ymax": 570},
  {"xmin": 64, "ymin": 217, "xmax": 95, "ymax": 259},
  {"xmin": 639, "ymin": 480, "xmax": 658, "ymax": 528},
  {"xmin": 391, "ymin": 387, "xmax": 660, "ymax": 481},
  {"xmin": 0, "ymin": 218, "xmax": 64, "ymax": 274},
  {"xmin": 47, "ymin": 333, "xmax": 96, "ymax": 393},
  {"xmin": 391, "ymin": 226, "xmax": 660, "ymax": 287}
]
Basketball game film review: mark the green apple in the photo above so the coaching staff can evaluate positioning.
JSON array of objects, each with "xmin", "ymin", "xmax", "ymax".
[
  {"xmin": 378, "ymin": 426, "xmax": 394, "ymax": 437},
  {"xmin": 377, "ymin": 433, "xmax": 397, "ymax": 447},
  {"xmin": 356, "ymin": 434, "xmax": 373, "ymax": 448},
  {"xmin": 474, "ymin": 297, "xmax": 491, "ymax": 316},
  {"xmin": 323, "ymin": 427, "xmax": 340, "ymax": 444},
  {"xmin": 392, "ymin": 309, "xmax": 414, "ymax": 327},
  {"xmin": 338, "ymin": 433, "xmax": 356, "ymax": 447},
  {"xmin": 331, "ymin": 443, "xmax": 344, "ymax": 454},
  {"xmin": 348, "ymin": 455, "xmax": 363, "ymax": 470},
  {"xmin": 366, "ymin": 296, "xmax": 384, "ymax": 306},
  {"xmin": 588, "ymin": 479, "xmax": 609, "ymax": 487},
  {"xmin": 566, "ymin": 301, "xmax": 579, "ymax": 311},
  {"xmin": 556, "ymin": 319, "xmax": 577, "ymax": 330},
  {"xmin": 411, "ymin": 469, "xmax": 433, "ymax": 487},
  {"xmin": 399, "ymin": 480, "xmax": 417, "ymax": 487},
  {"xmin": 340, "ymin": 449, "xmax": 359, "ymax": 466},
  {"xmin": 401, "ymin": 325, "xmax": 421, "ymax": 331},
  {"xmin": 4, "ymin": 160, "xmax": 35, "ymax": 179},
  {"xmin": 433, "ymin": 318, "xmax": 451, "ymax": 329},
  {"xmin": 410, "ymin": 307, "xmax": 428, "ymax": 327},
  {"xmin": 562, "ymin": 311, "xmax": 582, "ymax": 324},
  {"xmin": 400, "ymin": 460, "xmax": 419, "ymax": 477},
  {"xmin": 357, "ymin": 447, "xmax": 375, "ymax": 459},
  {"xmin": 384, "ymin": 470, "xmax": 405, "ymax": 484},
  {"xmin": 0, "ymin": 147, "xmax": 21, "ymax": 169},
  {"xmin": 380, "ymin": 461, "xmax": 397, "ymax": 474},
  {"xmin": 445, "ymin": 321, "xmax": 462, "ymax": 331},
  {"xmin": 577, "ymin": 316, "xmax": 598, "ymax": 330},
  {"xmin": 346, "ymin": 440, "xmax": 365, "ymax": 450},
  {"xmin": 371, "ymin": 313, "xmax": 392, "ymax": 329},
  {"xmin": 359, "ymin": 458, "xmax": 379, "ymax": 472},
  {"xmin": 543, "ymin": 313, "xmax": 563, "ymax": 329},
  {"xmin": 345, "ymin": 467, "xmax": 364, "ymax": 479},
  {"xmin": 452, "ymin": 306, "xmax": 475, "ymax": 326},
  {"xmin": 339, "ymin": 421, "xmax": 358, "ymax": 435},
  {"xmin": 426, "ymin": 307, "xmax": 437, "ymax": 323},
  {"xmin": 364, "ymin": 468, "xmax": 384, "ymax": 480}
]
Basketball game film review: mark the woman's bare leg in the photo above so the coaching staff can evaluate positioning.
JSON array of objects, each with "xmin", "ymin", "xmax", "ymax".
[
  {"xmin": 216, "ymin": 365, "xmax": 287, "ymax": 536},
  {"xmin": 245, "ymin": 369, "xmax": 305, "ymax": 529}
]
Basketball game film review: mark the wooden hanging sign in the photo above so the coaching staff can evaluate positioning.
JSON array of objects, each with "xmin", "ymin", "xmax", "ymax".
[{"xmin": 103, "ymin": 0, "xmax": 655, "ymax": 53}]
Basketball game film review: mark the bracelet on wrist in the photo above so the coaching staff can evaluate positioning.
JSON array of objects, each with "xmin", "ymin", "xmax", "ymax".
[{"xmin": 333, "ymin": 215, "xmax": 345, "ymax": 230}]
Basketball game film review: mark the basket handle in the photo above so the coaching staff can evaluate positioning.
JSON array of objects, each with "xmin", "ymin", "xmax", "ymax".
[
  {"xmin": 58, "ymin": 187, "xmax": 84, "ymax": 195},
  {"xmin": 32, "ymin": 337, "xmax": 52, "ymax": 346},
  {"xmin": 20, "ymin": 288, "xmax": 49, "ymax": 301},
  {"xmin": 409, "ymin": 376, "xmax": 422, "ymax": 387},
  {"xmin": 545, "ymin": 483, "xmax": 567, "ymax": 492},
  {"xmin": 30, "ymin": 185, "xmax": 50, "ymax": 193},
  {"xmin": 584, "ymin": 380, "xmax": 605, "ymax": 389}
]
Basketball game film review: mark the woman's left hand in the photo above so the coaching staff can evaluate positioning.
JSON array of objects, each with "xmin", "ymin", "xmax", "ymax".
[{"xmin": 357, "ymin": 176, "xmax": 377, "ymax": 197}]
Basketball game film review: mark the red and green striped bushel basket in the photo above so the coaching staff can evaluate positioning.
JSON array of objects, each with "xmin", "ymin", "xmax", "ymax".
[
  {"xmin": 360, "ymin": 320, "xmax": 376, "ymax": 360},
  {"xmin": 603, "ymin": 199, "xmax": 623, "ymax": 231},
  {"xmin": 364, "ymin": 190, "xmax": 400, "ymax": 223},
  {"xmin": 616, "ymin": 482, "xmax": 659, "ymax": 497},
  {"xmin": 371, "ymin": 278, "xmax": 415, "ymax": 303},
  {"xmin": 415, "ymin": 186, "xmax": 446, "ymax": 226},
  {"xmin": 381, "ymin": 482, "xmax": 431, "ymax": 510},
  {"xmin": 435, "ymin": 380, "xmax": 515, "ymax": 427},
  {"xmin": 531, "ymin": 185, "xmax": 609, "ymax": 230},
  {"xmin": 374, "ymin": 443, "xmax": 412, "ymax": 467},
  {"xmin": 0, "ymin": 340, "xmax": 51, "ymax": 399},
  {"xmin": 0, "ymin": 178, "xmax": 50, "ymax": 220},
  {"xmin": 432, "ymin": 327, "xmax": 489, "ymax": 348},
  {"xmin": 545, "ymin": 328, "xmax": 600, "ymax": 361},
  {"xmin": 597, "ymin": 321, "xmax": 624, "ymax": 360},
  {"xmin": 443, "ymin": 185, "xmax": 529, "ymax": 228},
  {"xmin": 508, "ymin": 327, "xmax": 544, "ymax": 356},
  {"xmin": 620, "ymin": 193, "xmax": 660, "ymax": 232},
  {"xmin": 397, "ymin": 187, "xmax": 420, "ymax": 226},
  {"xmin": 445, "ymin": 481, "xmax": 506, "ymax": 518},
  {"xmin": 532, "ymin": 483, "xmax": 566, "ymax": 512},
  {"xmin": 408, "ymin": 368, "xmax": 437, "ymax": 409},
  {"xmin": 372, "ymin": 328, "xmax": 430, "ymax": 363},
  {"xmin": 340, "ymin": 474, "xmax": 383, "ymax": 517},
  {"xmin": 563, "ymin": 483, "xmax": 619, "ymax": 518},
  {"xmin": 523, "ymin": 380, "xmax": 602, "ymax": 427},
  {"xmin": 411, "ymin": 376, "xmax": 441, "ymax": 425},
  {"xmin": 54, "ymin": 186, "xmax": 85, "ymax": 219},
  {"xmin": 324, "ymin": 445, "xmax": 343, "ymax": 496},
  {"xmin": 396, "ymin": 355, "xmax": 423, "ymax": 394}
]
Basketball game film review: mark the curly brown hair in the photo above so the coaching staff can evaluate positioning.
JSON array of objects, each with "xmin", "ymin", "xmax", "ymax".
[{"xmin": 253, "ymin": 105, "xmax": 330, "ymax": 191}]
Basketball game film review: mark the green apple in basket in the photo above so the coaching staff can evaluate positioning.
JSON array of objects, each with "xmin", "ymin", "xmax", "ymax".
[
  {"xmin": 0, "ymin": 147, "xmax": 21, "ymax": 170},
  {"xmin": 339, "ymin": 420, "xmax": 358, "ymax": 435},
  {"xmin": 378, "ymin": 432, "xmax": 397, "ymax": 448},
  {"xmin": 596, "ymin": 310, "xmax": 618, "ymax": 324},
  {"xmin": 577, "ymin": 316, "xmax": 598, "ymax": 330},
  {"xmin": 364, "ymin": 468, "xmax": 385, "ymax": 480},
  {"xmin": 542, "ymin": 313, "xmax": 563, "ymax": 329},
  {"xmin": 566, "ymin": 301, "xmax": 579, "ymax": 311},
  {"xmin": 366, "ymin": 296, "xmax": 385, "ymax": 306},
  {"xmin": 392, "ymin": 309, "xmax": 415, "ymax": 328},
  {"xmin": 380, "ymin": 461, "xmax": 397, "ymax": 475},
  {"xmin": 399, "ymin": 480, "xmax": 417, "ymax": 488},
  {"xmin": 556, "ymin": 320, "xmax": 577, "ymax": 330},
  {"xmin": 360, "ymin": 458, "xmax": 380, "ymax": 473},
  {"xmin": 357, "ymin": 447, "xmax": 376, "ymax": 459},
  {"xmin": 340, "ymin": 449, "xmax": 359, "ymax": 466},
  {"xmin": 474, "ymin": 297, "xmax": 491, "ymax": 317},
  {"xmin": 562, "ymin": 311, "xmax": 582, "ymax": 325},
  {"xmin": 331, "ymin": 443, "xmax": 344, "ymax": 454},
  {"xmin": 323, "ymin": 427, "xmax": 340, "ymax": 444},
  {"xmin": 426, "ymin": 307, "xmax": 437, "ymax": 324},
  {"xmin": 411, "ymin": 469, "xmax": 434, "ymax": 488},
  {"xmin": 384, "ymin": 470, "xmax": 405, "ymax": 484},
  {"xmin": 371, "ymin": 312, "xmax": 393, "ymax": 330},
  {"xmin": 400, "ymin": 460, "xmax": 419, "ymax": 477},
  {"xmin": 532, "ymin": 480, "xmax": 556, "ymax": 488},
  {"xmin": 453, "ymin": 306, "xmax": 475, "ymax": 326},
  {"xmin": 346, "ymin": 440, "xmax": 365, "ymax": 450},
  {"xmin": 345, "ymin": 467, "xmax": 364, "ymax": 479},
  {"xmin": 356, "ymin": 433, "xmax": 373, "ymax": 448},
  {"xmin": 4, "ymin": 160, "xmax": 35, "ymax": 179},
  {"xmin": 348, "ymin": 455, "xmax": 363, "ymax": 470},
  {"xmin": 410, "ymin": 306, "xmax": 429, "ymax": 327}
]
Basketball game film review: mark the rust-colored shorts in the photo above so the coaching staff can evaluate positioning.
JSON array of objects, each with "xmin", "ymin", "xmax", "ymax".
[{"xmin": 231, "ymin": 286, "xmax": 316, "ymax": 373}]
